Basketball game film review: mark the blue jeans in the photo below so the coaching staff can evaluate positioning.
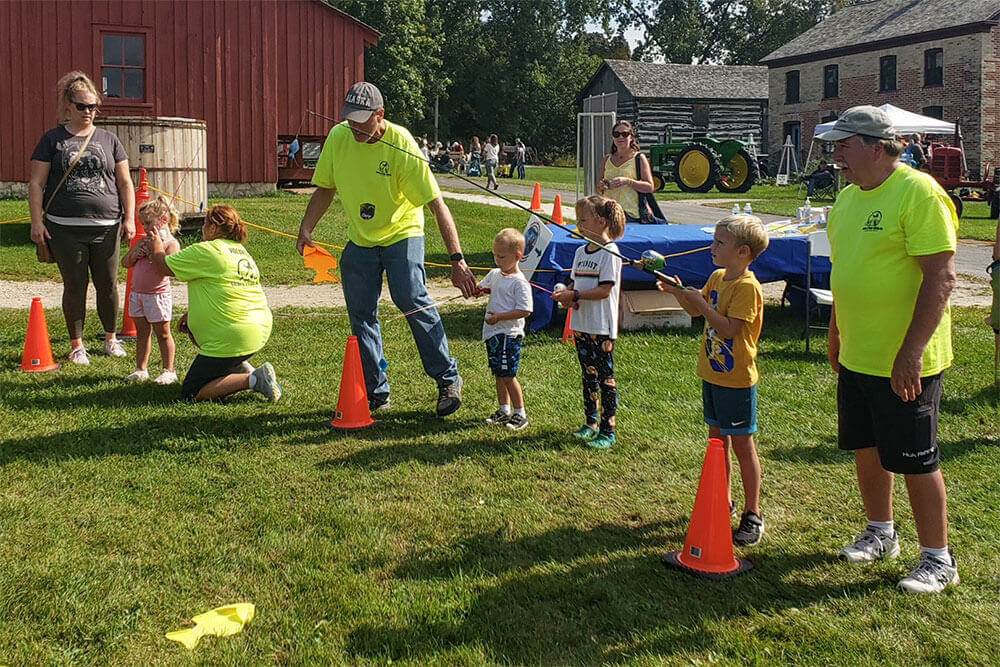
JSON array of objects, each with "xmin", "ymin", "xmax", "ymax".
[
  {"xmin": 517, "ymin": 163, "xmax": 525, "ymax": 179},
  {"xmin": 341, "ymin": 237, "xmax": 459, "ymax": 403}
]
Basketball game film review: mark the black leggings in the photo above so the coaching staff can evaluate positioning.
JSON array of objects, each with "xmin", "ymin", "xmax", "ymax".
[
  {"xmin": 574, "ymin": 332, "xmax": 617, "ymax": 435},
  {"xmin": 45, "ymin": 221, "xmax": 121, "ymax": 339}
]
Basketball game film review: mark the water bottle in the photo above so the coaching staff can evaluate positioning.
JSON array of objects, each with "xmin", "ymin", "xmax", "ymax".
[
  {"xmin": 731, "ymin": 203, "xmax": 740, "ymax": 215},
  {"xmin": 743, "ymin": 202, "xmax": 752, "ymax": 215}
]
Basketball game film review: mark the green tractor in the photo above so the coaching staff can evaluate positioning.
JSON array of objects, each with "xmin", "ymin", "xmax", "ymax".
[{"xmin": 648, "ymin": 133, "xmax": 758, "ymax": 194}]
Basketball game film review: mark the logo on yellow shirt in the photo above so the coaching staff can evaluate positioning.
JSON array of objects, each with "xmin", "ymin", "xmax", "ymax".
[
  {"xmin": 864, "ymin": 211, "xmax": 883, "ymax": 231},
  {"xmin": 377, "ymin": 161, "xmax": 391, "ymax": 176}
]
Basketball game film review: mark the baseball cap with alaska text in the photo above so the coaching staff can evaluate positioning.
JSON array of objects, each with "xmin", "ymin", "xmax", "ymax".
[{"xmin": 341, "ymin": 82, "xmax": 384, "ymax": 123}]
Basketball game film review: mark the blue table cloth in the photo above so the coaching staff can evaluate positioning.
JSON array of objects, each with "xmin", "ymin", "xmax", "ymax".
[{"xmin": 528, "ymin": 224, "xmax": 829, "ymax": 330}]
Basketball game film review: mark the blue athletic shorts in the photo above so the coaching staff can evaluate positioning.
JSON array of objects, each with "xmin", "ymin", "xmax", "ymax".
[
  {"xmin": 702, "ymin": 381, "xmax": 757, "ymax": 435},
  {"xmin": 485, "ymin": 334, "xmax": 522, "ymax": 377}
]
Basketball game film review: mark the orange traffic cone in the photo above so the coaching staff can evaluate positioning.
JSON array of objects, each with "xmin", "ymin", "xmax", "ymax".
[
  {"xmin": 530, "ymin": 182, "xmax": 543, "ymax": 212},
  {"xmin": 20, "ymin": 297, "xmax": 59, "ymax": 372},
  {"xmin": 119, "ymin": 169, "xmax": 151, "ymax": 339},
  {"xmin": 559, "ymin": 307, "xmax": 575, "ymax": 344},
  {"xmin": 551, "ymin": 194, "xmax": 564, "ymax": 225},
  {"xmin": 662, "ymin": 438, "xmax": 753, "ymax": 579},
  {"xmin": 329, "ymin": 335, "xmax": 376, "ymax": 430}
]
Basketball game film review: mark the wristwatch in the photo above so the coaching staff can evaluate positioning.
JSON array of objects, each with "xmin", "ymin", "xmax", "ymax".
[
  {"xmin": 572, "ymin": 289, "xmax": 580, "ymax": 302},
  {"xmin": 450, "ymin": 252, "xmax": 464, "ymax": 262}
]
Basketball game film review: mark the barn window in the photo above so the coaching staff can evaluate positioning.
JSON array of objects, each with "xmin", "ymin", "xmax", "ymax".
[
  {"xmin": 102, "ymin": 32, "xmax": 145, "ymax": 100},
  {"xmin": 924, "ymin": 49, "xmax": 943, "ymax": 87},
  {"xmin": 691, "ymin": 104, "xmax": 710, "ymax": 127}
]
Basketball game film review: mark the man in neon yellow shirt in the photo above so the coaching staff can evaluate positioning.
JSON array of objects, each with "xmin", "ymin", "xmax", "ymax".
[
  {"xmin": 819, "ymin": 106, "xmax": 958, "ymax": 594},
  {"xmin": 296, "ymin": 82, "xmax": 476, "ymax": 417}
]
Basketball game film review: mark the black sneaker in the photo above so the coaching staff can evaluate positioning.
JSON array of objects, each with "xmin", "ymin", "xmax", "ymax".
[
  {"xmin": 436, "ymin": 376, "xmax": 463, "ymax": 417},
  {"xmin": 505, "ymin": 413, "xmax": 528, "ymax": 431},
  {"xmin": 369, "ymin": 396, "xmax": 391, "ymax": 413},
  {"xmin": 733, "ymin": 511, "xmax": 764, "ymax": 546},
  {"xmin": 485, "ymin": 409, "xmax": 510, "ymax": 426}
]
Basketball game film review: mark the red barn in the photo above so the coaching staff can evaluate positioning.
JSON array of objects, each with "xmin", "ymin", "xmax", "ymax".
[{"xmin": 0, "ymin": 0, "xmax": 379, "ymax": 195}]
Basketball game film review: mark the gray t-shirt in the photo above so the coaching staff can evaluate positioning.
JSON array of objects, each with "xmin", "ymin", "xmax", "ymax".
[{"xmin": 31, "ymin": 126, "xmax": 128, "ymax": 222}]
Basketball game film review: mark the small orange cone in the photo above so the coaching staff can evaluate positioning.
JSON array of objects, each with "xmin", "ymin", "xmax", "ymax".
[
  {"xmin": 20, "ymin": 297, "xmax": 59, "ymax": 372},
  {"xmin": 530, "ymin": 182, "xmax": 543, "ymax": 212},
  {"xmin": 329, "ymin": 335, "xmax": 376, "ymax": 430},
  {"xmin": 662, "ymin": 438, "xmax": 753, "ymax": 579},
  {"xmin": 551, "ymin": 194, "xmax": 564, "ymax": 225},
  {"xmin": 559, "ymin": 307, "xmax": 575, "ymax": 344}
]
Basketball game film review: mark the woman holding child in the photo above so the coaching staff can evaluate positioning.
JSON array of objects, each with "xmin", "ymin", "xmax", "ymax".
[{"xmin": 146, "ymin": 204, "xmax": 281, "ymax": 402}]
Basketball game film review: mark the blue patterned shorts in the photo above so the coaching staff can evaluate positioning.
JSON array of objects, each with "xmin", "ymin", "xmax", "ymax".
[{"xmin": 485, "ymin": 334, "xmax": 522, "ymax": 377}]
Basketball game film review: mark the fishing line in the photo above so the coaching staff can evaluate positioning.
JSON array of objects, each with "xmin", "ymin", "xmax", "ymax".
[{"xmin": 305, "ymin": 109, "xmax": 680, "ymax": 285}]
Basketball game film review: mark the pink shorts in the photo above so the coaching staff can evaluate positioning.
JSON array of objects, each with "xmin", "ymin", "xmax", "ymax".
[{"xmin": 129, "ymin": 291, "xmax": 173, "ymax": 323}]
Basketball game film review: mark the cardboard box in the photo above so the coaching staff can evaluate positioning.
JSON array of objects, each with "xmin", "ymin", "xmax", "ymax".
[{"xmin": 619, "ymin": 290, "xmax": 692, "ymax": 331}]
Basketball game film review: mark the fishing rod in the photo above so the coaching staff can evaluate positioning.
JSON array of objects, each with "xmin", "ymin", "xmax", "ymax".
[{"xmin": 305, "ymin": 110, "xmax": 684, "ymax": 288}]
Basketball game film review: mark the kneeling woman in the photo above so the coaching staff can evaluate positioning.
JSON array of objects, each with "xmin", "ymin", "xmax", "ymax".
[{"xmin": 148, "ymin": 205, "xmax": 281, "ymax": 401}]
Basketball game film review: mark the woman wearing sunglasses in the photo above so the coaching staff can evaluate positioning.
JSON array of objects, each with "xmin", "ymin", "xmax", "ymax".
[
  {"xmin": 29, "ymin": 71, "xmax": 136, "ymax": 365},
  {"xmin": 597, "ymin": 120, "xmax": 664, "ymax": 224}
]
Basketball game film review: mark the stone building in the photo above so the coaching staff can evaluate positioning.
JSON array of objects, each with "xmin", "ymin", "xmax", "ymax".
[{"xmin": 760, "ymin": 0, "xmax": 999, "ymax": 177}]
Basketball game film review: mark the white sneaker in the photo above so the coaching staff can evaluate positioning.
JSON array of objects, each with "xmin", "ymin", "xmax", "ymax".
[
  {"xmin": 104, "ymin": 338, "xmax": 127, "ymax": 357},
  {"xmin": 126, "ymin": 369, "xmax": 150, "ymax": 382},
  {"xmin": 250, "ymin": 362, "xmax": 282, "ymax": 402},
  {"xmin": 839, "ymin": 526, "xmax": 900, "ymax": 563},
  {"xmin": 240, "ymin": 361, "xmax": 255, "ymax": 373},
  {"xmin": 898, "ymin": 552, "xmax": 959, "ymax": 594},
  {"xmin": 154, "ymin": 370, "xmax": 178, "ymax": 385},
  {"xmin": 68, "ymin": 346, "xmax": 90, "ymax": 366}
]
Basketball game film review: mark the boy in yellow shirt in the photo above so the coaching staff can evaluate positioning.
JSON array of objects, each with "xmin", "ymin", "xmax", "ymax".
[{"xmin": 657, "ymin": 214, "xmax": 770, "ymax": 546}]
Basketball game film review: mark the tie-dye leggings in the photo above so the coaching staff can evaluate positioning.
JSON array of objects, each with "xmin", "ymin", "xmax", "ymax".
[{"xmin": 574, "ymin": 332, "xmax": 617, "ymax": 435}]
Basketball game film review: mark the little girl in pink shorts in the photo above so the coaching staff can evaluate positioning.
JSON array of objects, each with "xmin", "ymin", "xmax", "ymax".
[{"xmin": 122, "ymin": 197, "xmax": 181, "ymax": 384}]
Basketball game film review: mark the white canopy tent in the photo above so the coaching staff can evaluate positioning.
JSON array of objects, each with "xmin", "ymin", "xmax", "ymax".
[
  {"xmin": 800, "ymin": 104, "xmax": 959, "ymax": 190},
  {"xmin": 812, "ymin": 103, "xmax": 955, "ymax": 137}
]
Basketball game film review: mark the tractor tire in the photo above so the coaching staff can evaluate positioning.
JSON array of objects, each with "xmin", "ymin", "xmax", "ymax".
[
  {"xmin": 949, "ymin": 193, "xmax": 963, "ymax": 219},
  {"xmin": 675, "ymin": 144, "xmax": 719, "ymax": 193},
  {"xmin": 716, "ymin": 148, "xmax": 757, "ymax": 194},
  {"xmin": 652, "ymin": 173, "xmax": 665, "ymax": 191}
]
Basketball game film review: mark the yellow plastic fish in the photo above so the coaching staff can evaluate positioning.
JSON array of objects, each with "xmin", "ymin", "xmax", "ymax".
[{"xmin": 165, "ymin": 603, "xmax": 255, "ymax": 650}]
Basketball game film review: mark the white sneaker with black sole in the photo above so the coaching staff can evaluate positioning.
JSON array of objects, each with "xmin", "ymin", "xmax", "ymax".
[
  {"xmin": 505, "ymin": 413, "xmax": 528, "ymax": 431},
  {"xmin": 839, "ymin": 526, "xmax": 900, "ymax": 563},
  {"xmin": 898, "ymin": 551, "xmax": 959, "ymax": 594}
]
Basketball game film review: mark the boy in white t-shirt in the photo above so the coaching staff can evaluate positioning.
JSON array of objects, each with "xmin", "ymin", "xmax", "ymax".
[{"xmin": 477, "ymin": 228, "xmax": 534, "ymax": 430}]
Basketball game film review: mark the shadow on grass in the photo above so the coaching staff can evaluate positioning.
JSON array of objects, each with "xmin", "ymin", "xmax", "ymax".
[
  {"xmin": 314, "ymin": 413, "xmax": 566, "ymax": 470},
  {"xmin": 343, "ymin": 521, "xmax": 879, "ymax": 663},
  {"xmin": 941, "ymin": 383, "xmax": 1000, "ymax": 415},
  {"xmin": 767, "ymin": 435, "xmax": 843, "ymax": 464},
  {"xmin": 0, "ymin": 403, "xmax": 330, "ymax": 464}
]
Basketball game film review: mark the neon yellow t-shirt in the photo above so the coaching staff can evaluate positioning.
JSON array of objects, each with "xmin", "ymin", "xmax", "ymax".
[
  {"xmin": 828, "ymin": 165, "xmax": 957, "ymax": 377},
  {"xmin": 165, "ymin": 239, "xmax": 273, "ymax": 358},
  {"xmin": 312, "ymin": 120, "xmax": 440, "ymax": 248},
  {"xmin": 696, "ymin": 269, "xmax": 763, "ymax": 388}
]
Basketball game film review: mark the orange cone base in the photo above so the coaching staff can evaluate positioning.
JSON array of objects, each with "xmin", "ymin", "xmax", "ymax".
[
  {"xmin": 328, "ymin": 414, "xmax": 378, "ymax": 431},
  {"xmin": 20, "ymin": 361, "xmax": 59, "ymax": 373},
  {"xmin": 661, "ymin": 550, "xmax": 753, "ymax": 580}
]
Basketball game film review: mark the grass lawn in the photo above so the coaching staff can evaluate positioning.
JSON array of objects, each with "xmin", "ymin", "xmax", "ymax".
[
  {"xmin": 1, "ymin": 299, "xmax": 997, "ymax": 663},
  {"xmin": 0, "ymin": 195, "xmax": 528, "ymax": 285}
]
